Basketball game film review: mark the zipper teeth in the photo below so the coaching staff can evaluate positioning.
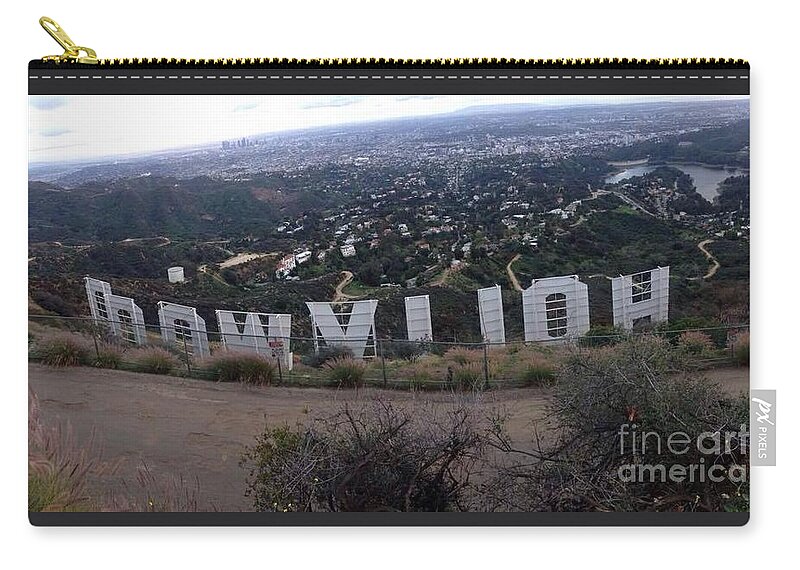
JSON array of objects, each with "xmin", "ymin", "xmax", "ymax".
[{"xmin": 87, "ymin": 57, "xmax": 747, "ymax": 68}]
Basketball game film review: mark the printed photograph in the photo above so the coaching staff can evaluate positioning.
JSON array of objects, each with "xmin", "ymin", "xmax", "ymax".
[{"xmin": 28, "ymin": 94, "xmax": 750, "ymax": 514}]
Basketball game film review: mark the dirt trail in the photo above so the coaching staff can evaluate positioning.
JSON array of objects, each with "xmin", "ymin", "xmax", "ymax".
[
  {"xmin": 332, "ymin": 270, "xmax": 354, "ymax": 302},
  {"xmin": 506, "ymin": 253, "xmax": 523, "ymax": 292},
  {"xmin": 698, "ymin": 239, "xmax": 721, "ymax": 280},
  {"xmin": 197, "ymin": 264, "xmax": 231, "ymax": 287},
  {"xmin": 29, "ymin": 363, "xmax": 556, "ymax": 511},
  {"xmin": 120, "ymin": 236, "xmax": 171, "ymax": 248},
  {"xmin": 28, "ymin": 363, "xmax": 748, "ymax": 511},
  {"xmin": 430, "ymin": 261, "xmax": 468, "ymax": 287}
]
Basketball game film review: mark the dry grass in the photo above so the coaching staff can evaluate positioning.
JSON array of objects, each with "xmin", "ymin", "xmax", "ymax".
[
  {"xmin": 110, "ymin": 463, "xmax": 207, "ymax": 512},
  {"xmin": 200, "ymin": 351, "xmax": 277, "ymax": 386},
  {"xmin": 35, "ymin": 332, "xmax": 93, "ymax": 367},
  {"xmin": 28, "ymin": 389, "xmax": 118, "ymax": 512},
  {"xmin": 730, "ymin": 331, "xmax": 750, "ymax": 366},
  {"xmin": 130, "ymin": 346, "xmax": 181, "ymax": 375},
  {"xmin": 325, "ymin": 357, "xmax": 367, "ymax": 388},
  {"xmin": 93, "ymin": 344, "xmax": 124, "ymax": 369}
]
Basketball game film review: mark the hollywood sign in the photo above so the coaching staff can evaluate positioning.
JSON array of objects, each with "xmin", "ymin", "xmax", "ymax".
[{"xmin": 84, "ymin": 267, "xmax": 669, "ymax": 360}]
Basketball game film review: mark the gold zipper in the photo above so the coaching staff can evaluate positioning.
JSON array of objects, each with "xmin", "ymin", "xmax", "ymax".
[
  {"xmin": 36, "ymin": 16, "xmax": 747, "ymax": 69},
  {"xmin": 39, "ymin": 17, "xmax": 98, "ymax": 65}
]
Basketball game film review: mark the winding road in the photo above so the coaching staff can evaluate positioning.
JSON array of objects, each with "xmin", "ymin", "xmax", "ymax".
[
  {"xmin": 506, "ymin": 253, "xmax": 523, "ymax": 292},
  {"xmin": 697, "ymin": 239, "xmax": 721, "ymax": 280},
  {"xmin": 332, "ymin": 270, "xmax": 355, "ymax": 302}
]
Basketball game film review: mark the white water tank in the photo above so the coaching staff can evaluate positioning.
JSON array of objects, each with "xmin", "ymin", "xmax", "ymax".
[{"xmin": 168, "ymin": 266, "xmax": 185, "ymax": 283}]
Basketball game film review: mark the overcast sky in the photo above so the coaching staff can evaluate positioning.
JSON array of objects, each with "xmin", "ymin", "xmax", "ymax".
[{"xmin": 28, "ymin": 94, "xmax": 746, "ymax": 163}]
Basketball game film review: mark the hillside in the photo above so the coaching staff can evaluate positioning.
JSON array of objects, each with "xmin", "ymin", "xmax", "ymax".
[{"xmin": 29, "ymin": 175, "xmax": 338, "ymax": 243}]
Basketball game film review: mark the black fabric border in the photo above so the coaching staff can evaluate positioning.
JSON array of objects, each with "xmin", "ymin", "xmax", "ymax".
[
  {"xmin": 30, "ymin": 511, "xmax": 749, "ymax": 527},
  {"xmin": 28, "ymin": 67, "xmax": 749, "ymax": 96}
]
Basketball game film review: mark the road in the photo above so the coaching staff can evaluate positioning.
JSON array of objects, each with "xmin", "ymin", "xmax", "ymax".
[
  {"xmin": 332, "ymin": 270, "xmax": 354, "ymax": 302},
  {"xmin": 610, "ymin": 190, "xmax": 656, "ymax": 217},
  {"xmin": 506, "ymin": 253, "xmax": 523, "ymax": 292},
  {"xmin": 697, "ymin": 239, "xmax": 721, "ymax": 280},
  {"xmin": 120, "ymin": 236, "xmax": 171, "ymax": 248}
]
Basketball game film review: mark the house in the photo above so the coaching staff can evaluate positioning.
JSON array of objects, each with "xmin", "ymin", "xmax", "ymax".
[
  {"xmin": 275, "ymin": 254, "xmax": 297, "ymax": 279},
  {"xmin": 340, "ymin": 244, "xmax": 356, "ymax": 258}
]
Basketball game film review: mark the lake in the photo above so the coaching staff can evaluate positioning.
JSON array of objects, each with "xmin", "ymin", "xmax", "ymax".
[{"xmin": 605, "ymin": 163, "xmax": 748, "ymax": 202}]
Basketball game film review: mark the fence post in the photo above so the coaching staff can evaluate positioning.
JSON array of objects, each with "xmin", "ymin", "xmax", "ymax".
[
  {"xmin": 91, "ymin": 321, "xmax": 100, "ymax": 359},
  {"xmin": 380, "ymin": 339, "xmax": 388, "ymax": 388},
  {"xmin": 276, "ymin": 353, "xmax": 283, "ymax": 385},
  {"xmin": 482, "ymin": 341, "xmax": 490, "ymax": 390},
  {"xmin": 182, "ymin": 334, "xmax": 192, "ymax": 374}
]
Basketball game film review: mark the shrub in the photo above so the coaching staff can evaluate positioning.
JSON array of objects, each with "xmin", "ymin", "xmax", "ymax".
[
  {"xmin": 408, "ymin": 362, "xmax": 435, "ymax": 390},
  {"xmin": 325, "ymin": 357, "xmax": 366, "ymax": 388},
  {"xmin": 659, "ymin": 317, "xmax": 727, "ymax": 348},
  {"xmin": 677, "ymin": 330, "xmax": 716, "ymax": 357},
  {"xmin": 514, "ymin": 352, "xmax": 557, "ymax": 387},
  {"xmin": 444, "ymin": 346, "xmax": 482, "ymax": 366},
  {"xmin": 132, "ymin": 347, "xmax": 180, "ymax": 375},
  {"xmin": 36, "ymin": 333, "xmax": 92, "ymax": 367},
  {"xmin": 202, "ymin": 352, "xmax": 277, "ymax": 386},
  {"xmin": 301, "ymin": 345, "xmax": 354, "ymax": 368},
  {"xmin": 731, "ymin": 331, "xmax": 750, "ymax": 366},
  {"xmin": 485, "ymin": 335, "xmax": 749, "ymax": 513},
  {"xmin": 93, "ymin": 344, "xmax": 124, "ymax": 369},
  {"xmin": 241, "ymin": 401, "xmax": 482, "ymax": 512},
  {"xmin": 382, "ymin": 340, "xmax": 427, "ymax": 362},
  {"xmin": 578, "ymin": 325, "xmax": 625, "ymax": 348},
  {"xmin": 451, "ymin": 363, "xmax": 485, "ymax": 391}
]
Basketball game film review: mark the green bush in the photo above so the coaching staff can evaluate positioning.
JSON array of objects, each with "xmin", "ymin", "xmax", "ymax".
[
  {"xmin": 382, "ymin": 340, "xmax": 427, "ymax": 362},
  {"xmin": 513, "ymin": 351, "xmax": 557, "ymax": 387},
  {"xmin": 579, "ymin": 325, "xmax": 625, "ymax": 348},
  {"xmin": 451, "ymin": 364, "xmax": 485, "ymax": 391},
  {"xmin": 37, "ymin": 333, "xmax": 92, "ymax": 367},
  {"xmin": 325, "ymin": 357, "xmax": 366, "ymax": 388},
  {"xmin": 301, "ymin": 345, "xmax": 354, "ymax": 368},
  {"xmin": 202, "ymin": 352, "xmax": 277, "ymax": 386},
  {"xmin": 132, "ymin": 347, "xmax": 179, "ymax": 375},
  {"xmin": 519, "ymin": 362, "xmax": 556, "ymax": 387},
  {"xmin": 408, "ymin": 365, "xmax": 434, "ymax": 390}
]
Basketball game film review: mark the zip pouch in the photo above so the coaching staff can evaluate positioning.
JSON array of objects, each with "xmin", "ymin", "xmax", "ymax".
[{"xmin": 28, "ymin": 17, "xmax": 751, "ymax": 526}]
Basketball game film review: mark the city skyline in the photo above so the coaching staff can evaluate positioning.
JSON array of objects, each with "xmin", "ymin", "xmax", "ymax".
[{"xmin": 28, "ymin": 94, "xmax": 745, "ymax": 164}]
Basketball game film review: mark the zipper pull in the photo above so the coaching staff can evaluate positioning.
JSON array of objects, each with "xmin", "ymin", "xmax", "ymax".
[{"xmin": 39, "ymin": 16, "xmax": 98, "ymax": 64}]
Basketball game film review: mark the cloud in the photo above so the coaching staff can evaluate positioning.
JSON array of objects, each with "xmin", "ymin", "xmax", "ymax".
[
  {"xmin": 233, "ymin": 101, "xmax": 260, "ymax": 112},
  {"xmin": 302, "ymin": 96, "xmax": 365, "ymax": 109},
  {"xmin": 29, "ymin": 143, "xmax": 80, "ymax": 153},
  {"xmin": 29, "ymin": 96, "xmax": 69, "ymax": 111},
  {"xmin": 39, "ymin": 127, "xmax": 72, "ymax": 137}
]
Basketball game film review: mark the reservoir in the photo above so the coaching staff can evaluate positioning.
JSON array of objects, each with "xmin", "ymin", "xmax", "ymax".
[{"xmin": 605, "ymin": 163, "xmax": 748, "ymax": 202}]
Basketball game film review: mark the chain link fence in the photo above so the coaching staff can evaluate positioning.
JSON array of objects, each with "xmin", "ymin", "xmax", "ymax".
[{"xmin": 28, "ymin": 313, "xmax": 750, "ymax": 390}]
